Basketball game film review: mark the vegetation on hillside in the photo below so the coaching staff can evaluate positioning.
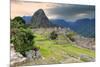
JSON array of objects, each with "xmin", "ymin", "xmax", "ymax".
[
  {"xmin": 21, "ymin": 33, "xmax": 95, "ymax": 65},
  {"xmin": 50, "ymin": 31, "xmax": 58, "ymax": 40},
  {"xmin": 10, "ymin": 16, "xmax": 95, "ymax": 65},
  {"xmin": 11, "ymin": 16, "xmax": 35, "ymax": 56}
]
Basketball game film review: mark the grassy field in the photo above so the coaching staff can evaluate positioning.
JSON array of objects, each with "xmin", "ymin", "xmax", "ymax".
[
  {"xmin": 21, "ymin": 31, "xmax": 95, "ymax": 66},
  {"xmin": 31, "ymin": 32, "xmax": 95, "ymax": 64}
]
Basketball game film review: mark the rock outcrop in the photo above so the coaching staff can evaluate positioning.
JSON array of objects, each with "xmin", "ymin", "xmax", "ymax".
[{"xmin": 10, "ymin": 44, "xmax": 27, "ymax": 67}]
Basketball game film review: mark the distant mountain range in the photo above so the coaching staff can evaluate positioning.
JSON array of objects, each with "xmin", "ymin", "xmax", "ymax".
[
  {"xmin": 23, "ymin": 16, "xmax": 32, "ymax": 24},
  {"xmin": 22, "ymin": 9, "xmax": 95, "ymax": 38},
  {"xmin": 51, "ymin": 18, "xmax": 95, "ymax": 38}
]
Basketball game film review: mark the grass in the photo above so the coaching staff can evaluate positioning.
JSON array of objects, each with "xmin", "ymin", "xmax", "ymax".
[
  {"xmin": 80, "ymin": 58, "xmax": 91, "ymax": 62},
  {"xmin": 33, "ymin": 33, "xmax": 95, "ymax": 63}
]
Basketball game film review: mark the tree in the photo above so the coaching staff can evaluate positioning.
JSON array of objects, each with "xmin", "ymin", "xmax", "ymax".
[
  {"xmin": 10, "ymin": 16, "xmax": 36, "ymax": 56},
  {"xmin": 50, "ymin": 31, "xmax": 58, "ymax": 40},
  {"xmin": 12, "ymin": 28, "xmax": 35, "ymax": 56},
  {"xmin": 12, "ymin": 16, "xmax": 25, "ymax": 24},
  {"xmin": 11, "ymin": 16, "xmax": 26, "ymax": 28},
  {"xmin": 10, "ymin": 16, "xmax": 26, "ymax": 43}
]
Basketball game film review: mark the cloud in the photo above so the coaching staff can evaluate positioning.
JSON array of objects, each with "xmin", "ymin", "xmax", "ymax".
[
  {"xmin": 11, "ymin": 1, "xmax": 95, "ymax": 21},
  {"xmin": 47, "ymin": 4, "xmax": 95, "ymax": 21},
  {"xmin": 11, "ymin": 1, "xmax": 59, "ymax": 18}
]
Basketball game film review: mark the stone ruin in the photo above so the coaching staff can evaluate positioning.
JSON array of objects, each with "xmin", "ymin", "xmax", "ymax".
[{"xmin": 10, "ymin": 44, "xmax": 41, "ymax": 67}]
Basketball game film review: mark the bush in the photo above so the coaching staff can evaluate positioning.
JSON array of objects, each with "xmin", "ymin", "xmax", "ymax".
[{"xmin": 50, "ymin": 31, "xmax": 58, "ymax": 40}]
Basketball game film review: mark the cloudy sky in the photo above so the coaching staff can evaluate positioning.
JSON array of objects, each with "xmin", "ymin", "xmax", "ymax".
[{"xmin": 11, "ymin": 1, "xmax": 95, "ymax": 22}]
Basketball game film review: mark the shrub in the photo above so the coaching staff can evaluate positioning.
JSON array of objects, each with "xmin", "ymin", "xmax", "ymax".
[{"xmin": 50, "ymin": 31, "xmax": 58, "ymax": 40}]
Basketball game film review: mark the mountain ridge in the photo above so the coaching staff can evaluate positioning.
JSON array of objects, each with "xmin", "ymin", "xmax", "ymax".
[
  {"xmin": 50, "ymin": 18, "xmax": 95, "ymax": 38},
  {"xmin": 22, "ymin": 9, "xmax": 95, "ymax": 38}
]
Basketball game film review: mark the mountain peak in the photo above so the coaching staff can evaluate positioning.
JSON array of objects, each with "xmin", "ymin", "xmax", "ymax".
[
  {"xmin": 33, "ymin": 9, "xmax": 46, "ymax": 17},
  {"xmin": 36, "ymin": 9, "xmax": 44, "ymax": 13},
  {"xmin": 31, "ymin": 9, "xmax": 53, "ymax": 28}
]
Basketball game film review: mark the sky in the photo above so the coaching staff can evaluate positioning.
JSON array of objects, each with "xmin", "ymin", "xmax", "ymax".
[{"xmin": 11, "ymin": 1, "xmax": 95, "ymax": 22}]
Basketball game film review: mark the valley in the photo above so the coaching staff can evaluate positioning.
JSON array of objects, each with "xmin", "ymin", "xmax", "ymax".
[{"xmin": 21, "ymin": 28, "xmax": 95, "ymax": 66}]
